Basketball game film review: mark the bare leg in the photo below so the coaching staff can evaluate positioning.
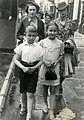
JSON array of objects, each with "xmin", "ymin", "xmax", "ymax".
[
  {"xmin": 43, "ymin": 85, "xmax": 49, "ymax": 112},
  {"xmin": 20, "ymin": 92, "xmax": 27, "ymax": 115},
  {"xmin": 22, "ymin": 92, "xmax": 27, "ymax": 108},
  {"xmin": 27, "ymin": 92, "xmax": 34, "ymax": 119},
  {"xmin": 49, "ymin": 86, "xmax": 56, "ymax": 119}
]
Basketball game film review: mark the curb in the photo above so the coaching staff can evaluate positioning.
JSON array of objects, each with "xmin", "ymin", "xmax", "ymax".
[{"xmin": 0, "ymin": 55, "xmax": 15, "ymax": 116}]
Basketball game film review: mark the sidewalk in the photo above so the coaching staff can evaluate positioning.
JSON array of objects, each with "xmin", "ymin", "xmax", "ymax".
[{"xmin": 63, "ymin": 47, "xmax": 84, "ymax": 120}]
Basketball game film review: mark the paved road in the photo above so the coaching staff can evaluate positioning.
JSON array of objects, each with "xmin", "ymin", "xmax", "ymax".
[
  {"xmin": 63, "ymin": 47, "xmax": 84, "ymax": 120},
  {"xmin": 1, "ymin": 33, "xmax": 84, "ymax": 120}
]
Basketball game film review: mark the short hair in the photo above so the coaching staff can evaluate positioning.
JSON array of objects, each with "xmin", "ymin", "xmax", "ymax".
[
  {"xmin": 46, "ymin": 21, "xmax": 59, "ymax": 31},
  {"xmin": 45, "ymin": 13, "xmax": 51, "ymax": 19},
  {"xmin": 25, "ymin": 3, "xmax": 39, "ymax": 13},
  {"xmin": 25, "ymin": 25, "xmax": 37, "ymax": 34}
]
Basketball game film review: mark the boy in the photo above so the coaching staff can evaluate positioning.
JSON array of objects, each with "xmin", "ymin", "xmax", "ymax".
[{"xmin": 14, "ymin": 25, "xmax": 43, "ymax": 120}]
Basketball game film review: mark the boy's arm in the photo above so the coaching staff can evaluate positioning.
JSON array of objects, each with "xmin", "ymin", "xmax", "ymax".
[
  {"xmin": 28, "ymin": 57, "xmax": 43, "ymax": 73},
  {"xmin": 33, "ymin": 57, "xmax": 43, "ymax": 69},
  {"xmin": 31, "ymin": 56, "xmax": 43, "ymax": 69},
  {"xmin": 14, "ymin": 54, "xmax": 29, "ymax": 73}
]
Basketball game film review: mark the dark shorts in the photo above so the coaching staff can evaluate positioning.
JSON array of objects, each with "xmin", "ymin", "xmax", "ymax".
[{"xmin": 18, "ymin": 61, "xmax": 39, "ymax": 93}]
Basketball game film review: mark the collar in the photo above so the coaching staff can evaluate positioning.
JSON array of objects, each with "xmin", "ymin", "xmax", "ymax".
[
  {"xmin": 24, "ymin": 41, "xmax": 36, "ymax": 46},
  {"xmin": 28, "ymin": 17, "xmax": 37, "ymax": 22}
]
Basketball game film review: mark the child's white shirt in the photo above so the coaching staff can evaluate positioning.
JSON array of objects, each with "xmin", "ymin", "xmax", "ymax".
[{"xmin": 14, "ymin": 42, "xmax": 43, "ymax": 63}]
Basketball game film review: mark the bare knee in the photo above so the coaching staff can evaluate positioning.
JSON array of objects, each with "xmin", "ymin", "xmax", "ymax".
[
  {"xmin": 50, "ymin": 86, "xmax": 55, "ymax": 95},
  {"xmin": 27, "ymin": 93, "xmax": 34, "ymax": 99}
]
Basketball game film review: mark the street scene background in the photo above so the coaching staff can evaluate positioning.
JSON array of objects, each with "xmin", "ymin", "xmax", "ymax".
[{"xmin": 0, "ymin": 0, "xmax": 84, "ymax": 120}]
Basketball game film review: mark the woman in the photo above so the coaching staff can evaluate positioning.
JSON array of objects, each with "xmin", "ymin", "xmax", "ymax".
[{"xmin": 17, "ymin": 1, "xmax": 44, "ymax": 44}]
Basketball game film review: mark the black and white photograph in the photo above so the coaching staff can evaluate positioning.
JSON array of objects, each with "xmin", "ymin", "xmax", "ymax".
[{"xmin": 0, "ymin": 0, "xmax": 84, "ymax": 120}]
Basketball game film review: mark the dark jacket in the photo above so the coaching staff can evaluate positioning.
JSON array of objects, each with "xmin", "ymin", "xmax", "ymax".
[{"xmin": 17, "ymin": 17, "xmax": 44, "ymax": 42}]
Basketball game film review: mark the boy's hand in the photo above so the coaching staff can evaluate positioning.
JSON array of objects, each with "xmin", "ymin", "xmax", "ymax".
[
  {"xmin": 22, "ymin": 66, "xmax": 29, "ymax": 73},
  {"xmin": 28, "ymin": 67, "xmax": 36, "ymax": 74}
]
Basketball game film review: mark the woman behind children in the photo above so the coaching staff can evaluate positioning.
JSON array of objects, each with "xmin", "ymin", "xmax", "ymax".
[
  {"xmin": 39, "ymin": 21, "xmax": 64, "ymax": 119},
  {"xmin": 14, "ymin": 25, "xmax": 43, "ymax": 120},
  {"xmin": 17, "ymin": 1, "xmax": 44, "ymax": 44}
]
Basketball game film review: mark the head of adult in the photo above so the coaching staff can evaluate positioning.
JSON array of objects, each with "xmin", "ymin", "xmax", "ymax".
[
  {"xmin": 57, "ymin": 2, "xmax": 68, "ymax": 18},
  {"xmin": 25, "ymin": 1, "xmax": 39, "ymax": 18}
]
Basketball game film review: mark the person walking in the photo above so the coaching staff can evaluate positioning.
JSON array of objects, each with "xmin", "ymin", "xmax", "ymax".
[
  {"xmin": 15, "ymin": 0, "xmax": 45, "ymax": 111},
  {"xmin": 55, "ymin": 2, "xmax": 70, "ymax": 94},
  {"xmin": 14, "ymin": 25, "xmax": 43, "ymax": 120},
  {"xmin": 39, "ymin": 21, "xmax": 64, "ymax": 120}
]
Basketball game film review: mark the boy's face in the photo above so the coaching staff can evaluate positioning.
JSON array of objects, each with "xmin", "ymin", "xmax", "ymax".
[
  {"xmin": 26, "ymin": 31, "xmax": 37, "ymax": 44},
  {"xmin": 47, "ymin": 25, "xmax": 58, "ymax": 40}
]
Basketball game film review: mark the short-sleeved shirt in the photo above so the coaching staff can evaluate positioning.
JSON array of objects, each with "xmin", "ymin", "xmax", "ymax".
[{"xmin": 14, "ymin": 42, "xmax": 43, "ymax": 63}]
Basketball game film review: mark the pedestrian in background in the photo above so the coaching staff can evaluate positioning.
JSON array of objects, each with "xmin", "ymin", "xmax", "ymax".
[
  {"xmin": 44, "ymin": 13, "xmax": 51, "ymax": 38},
  {"xmin": 14, "ymin": 25, "xmax": 43, "ymax": 120},
  {"xmin": 39, "ymin": 21, "xmax": 64, "ymax": 120},
  {"xmin": 55, "ymin": 2, "xmax": 69, "ymax": 94}
]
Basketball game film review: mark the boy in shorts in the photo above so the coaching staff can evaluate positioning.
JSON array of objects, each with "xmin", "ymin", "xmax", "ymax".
[{"xmin": 14, "ymin": 25, "xmax": 43, "ymax": 120}]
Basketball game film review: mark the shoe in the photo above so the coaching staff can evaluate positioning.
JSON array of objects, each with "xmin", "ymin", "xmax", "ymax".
[
  {"xmin": 43, "ymin": 104, "xmax": 48, "ymax": 113},
  {"xmin": 20, "ymin": 107, "xmax": 26, "ymax": 115},
  {"xmin": 26, "ymin": 114, "xmax": 31, "ymax": 120},
  {"xmin": 41, "ymin": 110, "xmax": 48, "ymax": 120},
  {"xmin": 49, "ymin": 112, "xmax": 55, "ymax": 120}
]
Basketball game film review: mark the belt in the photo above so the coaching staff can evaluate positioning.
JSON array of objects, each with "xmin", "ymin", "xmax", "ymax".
[{"xmin": 21, "ymin": 61, "xmax": 39, "ymax": 67}]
